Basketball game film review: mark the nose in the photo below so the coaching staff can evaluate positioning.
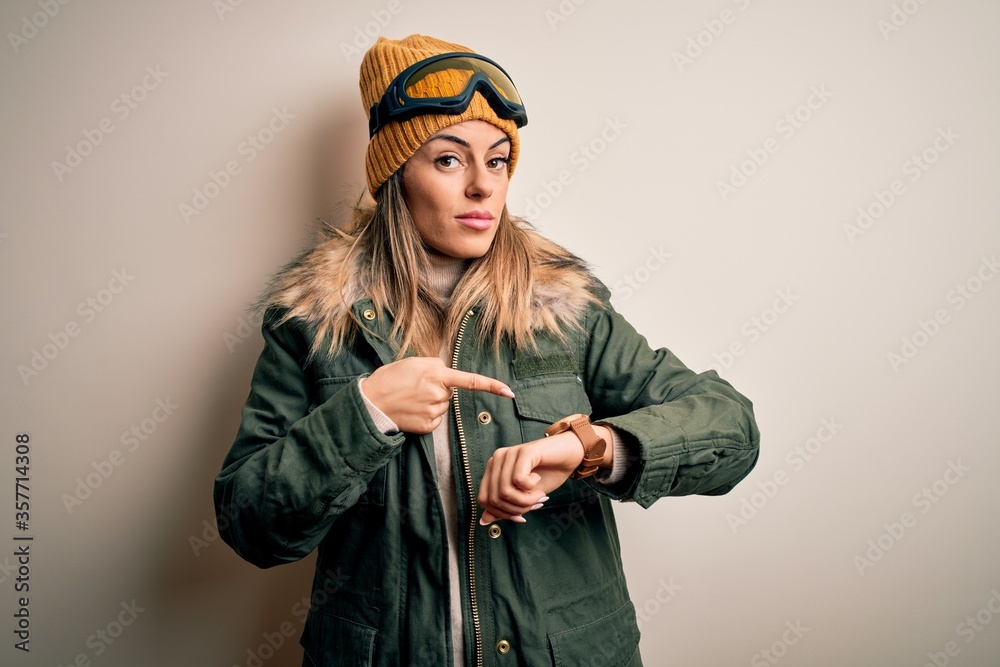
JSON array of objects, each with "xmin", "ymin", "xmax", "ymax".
[{"xmin": 465, "ymin": 162, "xmax": 493, "ymax": 200}]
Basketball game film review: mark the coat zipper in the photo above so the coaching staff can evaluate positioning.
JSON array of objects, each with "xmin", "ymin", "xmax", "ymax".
[{"xmin": 451, "ymin": 308, "xmax": 483, "ymax": 667}]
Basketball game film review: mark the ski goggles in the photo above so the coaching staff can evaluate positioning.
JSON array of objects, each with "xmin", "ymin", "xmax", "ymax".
[{"xmin": 368, "ymin": 52, "xmax": 528, "ymax": 138}]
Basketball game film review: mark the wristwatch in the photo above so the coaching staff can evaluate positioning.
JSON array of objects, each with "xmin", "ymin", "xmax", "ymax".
[{"xmin": 544, "ymin": 413, "xmax": 607, "ymax": 479}]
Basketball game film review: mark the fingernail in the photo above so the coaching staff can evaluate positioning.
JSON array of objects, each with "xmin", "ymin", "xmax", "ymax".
[
  {"xmin": 511, "ymin": 515, "xmax": 527, "ymax": 524},
  {"xmin": 479, "ymin": 516, "xmax": 489, "ymax": 526},
  {"xmin": 530, "ymin": 503, "xmax": 544, "ymax": 511},
  {"xmin": 499, "ymin": 387, "xmax": 515, "ymax": 399},
  {"xmin": 538, "ymin": 496, "xmax": 550, "ymax": 503}
]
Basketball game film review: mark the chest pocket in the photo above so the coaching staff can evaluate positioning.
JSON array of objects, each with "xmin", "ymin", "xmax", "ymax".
[
  {"xmin": 312, "ymin": 376, "xmax": 386, "ymax": 506},
  {"xmin": 511, "ymin": 371, "xmax": 598, "ymax": 507}
]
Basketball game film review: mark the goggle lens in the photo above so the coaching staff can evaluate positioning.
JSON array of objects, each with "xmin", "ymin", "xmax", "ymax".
[
  {"xmin": 400, "ymin": 56, "xmax": 522, "ymax": 106},
  {"xmin": 368, "ymin": 52, "xmax": 527, "ymax": 137}
]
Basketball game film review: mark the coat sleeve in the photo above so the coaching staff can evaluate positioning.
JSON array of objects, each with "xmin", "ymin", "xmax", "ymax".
[
  {"xmin": 581, "ymin": 298, "xmax": 760, "ymax": 508},
  {"xmin": 213, "ymin": 310, "xmax": 404, "ymax": 568}
]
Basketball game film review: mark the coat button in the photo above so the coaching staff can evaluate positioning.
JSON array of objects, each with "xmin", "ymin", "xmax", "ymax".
[
  {"xmin": 362, "ymin": 309, "xmax": 376, "ymax": 321},
  {"xmin": 488, "ymin": 524, "xmax": 502, "ymax": 539},
  {"xmin": 496, "ymin": 639, "xmax": 511, "ymax": 654},
  {"xmin": 477, "ymin": 411, "xmax": 492, "ymax": 425}
]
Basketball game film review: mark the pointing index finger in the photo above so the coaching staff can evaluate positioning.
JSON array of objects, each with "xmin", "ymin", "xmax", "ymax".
[{"xmin": 442, "ymin": 368, "xmax": 515, "ymax": 398}]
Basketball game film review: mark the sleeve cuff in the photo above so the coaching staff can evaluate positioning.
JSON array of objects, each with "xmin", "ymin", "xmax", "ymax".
[
  {"xmin": 593, "ymin": 424, "xmax": 630, "ymax": 486},
  {"xmin": 358, "ymin": 376, "xmax": 400, "ymax": 435}
]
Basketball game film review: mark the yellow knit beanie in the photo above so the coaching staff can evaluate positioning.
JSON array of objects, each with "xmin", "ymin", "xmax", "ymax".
[{"xmin": 360, "ymin": 34, "xmax": 521, "ymax": 197}]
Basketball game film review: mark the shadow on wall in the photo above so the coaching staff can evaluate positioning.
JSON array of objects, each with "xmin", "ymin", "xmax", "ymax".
[{"xmin": 149, "ymin": 98, "xmax": 372, "ymax": 667}]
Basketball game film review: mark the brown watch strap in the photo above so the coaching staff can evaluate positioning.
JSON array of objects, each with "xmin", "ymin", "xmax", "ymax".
[{"xmin": 545, "ymin": 413, "xmax": 607, "ymax": 480}]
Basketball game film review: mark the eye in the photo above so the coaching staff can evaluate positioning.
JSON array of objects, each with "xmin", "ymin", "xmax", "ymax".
[
  {"xmin": 435, "ymin": 155, "xmax": 461, "ymax": 168},
  {"xmin": 487, "ymin": 156, "xmax": 511, "ymax": 171}
]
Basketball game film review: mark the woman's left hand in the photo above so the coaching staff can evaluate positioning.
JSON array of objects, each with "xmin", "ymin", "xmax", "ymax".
[{"xmin": 477, "ymin": 426, "xmax": 613, "ymax": 524}]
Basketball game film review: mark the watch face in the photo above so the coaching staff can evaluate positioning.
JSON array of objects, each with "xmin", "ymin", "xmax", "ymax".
[
  {"xmin": 544, "ymin": 420, "xmax": 566, "ymax": 436},
  {"xmin": 545, "ymin": 413, "xmax": 587, "ymax": 437}
]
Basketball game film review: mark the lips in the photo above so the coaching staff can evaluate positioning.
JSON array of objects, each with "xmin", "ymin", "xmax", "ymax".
[{"xmin": 456, "ymin": 211, "xmax": 494, "ymax": 231}]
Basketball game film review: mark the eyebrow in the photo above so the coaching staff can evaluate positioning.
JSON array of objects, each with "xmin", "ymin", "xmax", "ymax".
[{"xmin": 427, "ymin": 134, "xmax": 511, "ymax": 150}]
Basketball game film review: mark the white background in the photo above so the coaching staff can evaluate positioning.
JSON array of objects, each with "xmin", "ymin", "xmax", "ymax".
[{"xmin": 2, "ymin": 1, "xmax": 998, "ymax": 665}]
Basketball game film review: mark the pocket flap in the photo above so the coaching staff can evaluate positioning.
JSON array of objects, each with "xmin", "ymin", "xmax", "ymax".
[
  {"xmin": 548, "ymin": 601, "xmax": 640, "ymax": 667},
  {"xmin": 300, "ymin": 610, "xmax": 376, "ymax": 667},
  {"xmin": 512, "ymin": 375, "xmax": 592, "ymax": 423}
]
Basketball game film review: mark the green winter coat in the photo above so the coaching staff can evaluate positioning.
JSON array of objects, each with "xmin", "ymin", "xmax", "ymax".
[{"xmin": 214, "ymin": 228, "xmax": 760, "ymax": 667}]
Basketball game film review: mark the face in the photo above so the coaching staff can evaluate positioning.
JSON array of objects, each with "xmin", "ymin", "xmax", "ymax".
[{"xmin": 401, "ymin": 120, "xmax": 512, "ymax": 259}]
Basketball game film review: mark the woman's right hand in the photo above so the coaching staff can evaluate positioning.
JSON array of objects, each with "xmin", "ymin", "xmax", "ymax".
[{"xmin": 362, "ymin": 357, "xmax": 515, "ymax": 434}]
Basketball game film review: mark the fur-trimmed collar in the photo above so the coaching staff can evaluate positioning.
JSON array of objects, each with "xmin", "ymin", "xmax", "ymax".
[{"xmin": 256, "ymin": 222, "xmax": 603, "ymax": 349}]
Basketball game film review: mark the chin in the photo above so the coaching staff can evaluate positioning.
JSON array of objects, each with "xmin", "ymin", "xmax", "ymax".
[
  {"xmin": 435, "ymin": 235, "xmax": 496, "ymax": 260},
  {"xmin": 445, "ymin": 244, "xmax": 491, "ymax": 260}
]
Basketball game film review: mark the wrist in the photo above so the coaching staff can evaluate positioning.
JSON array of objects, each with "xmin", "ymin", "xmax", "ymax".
[
  {"xmin": 358, "ymin": 377, "xmax": 399, "ymax": 434},
  {"xmin": 546, "ymin": 431, "xmax": 587, "ymax": 462}
]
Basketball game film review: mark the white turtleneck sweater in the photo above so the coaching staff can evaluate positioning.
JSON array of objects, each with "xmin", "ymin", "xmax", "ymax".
[{"xmin": 357, "ymin": 252, "xmax": 628, "ymax": 666}]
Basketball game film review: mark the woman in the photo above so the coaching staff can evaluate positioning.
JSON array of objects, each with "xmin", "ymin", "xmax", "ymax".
[{"xmin": 215, "ymin": 34, "xmax": 760, "ymax": 667}]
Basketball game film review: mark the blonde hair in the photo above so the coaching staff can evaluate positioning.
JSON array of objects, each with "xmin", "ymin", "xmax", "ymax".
[{"xmin": 318, "ymin": 170, "xmax": 595, "ymax": 359}]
